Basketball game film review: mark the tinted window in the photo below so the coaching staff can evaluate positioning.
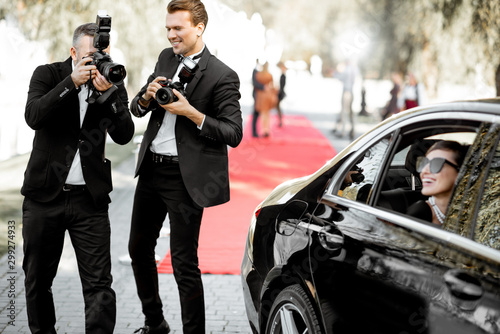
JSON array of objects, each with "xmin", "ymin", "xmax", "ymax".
[
  {"xmin": 337, "ymin": 136, "xmax": 391, "ymax": 203},
  {"xmin": 474, "ymin": 132, "xmax": 500, "ymax": 250},
  {"xmin": 445, "ymin": 123, "xmax": 500, "ymax": 241}
]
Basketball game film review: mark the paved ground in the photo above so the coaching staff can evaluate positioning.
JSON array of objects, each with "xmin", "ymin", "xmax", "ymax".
[{"xmin": 0, "ymin": 105, "xmax": 377, "ymax": 333}]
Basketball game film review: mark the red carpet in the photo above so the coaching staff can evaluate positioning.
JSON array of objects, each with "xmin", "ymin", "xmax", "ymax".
[{"xmin": 157, "ymin": 114, "xmax": 336, "ymax": 275}]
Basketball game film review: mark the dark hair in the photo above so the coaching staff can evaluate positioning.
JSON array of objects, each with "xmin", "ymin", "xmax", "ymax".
[
  {"xmin": 167, "ymin": 0, "xmax": 208, "ymax": 29},
  {"xmin": 72, "ymin": 23, "xmax": 97, "ymax": 47},
  {"xmin": 427, "ymin": 140, "xmax": 468, "ymax": 166}
]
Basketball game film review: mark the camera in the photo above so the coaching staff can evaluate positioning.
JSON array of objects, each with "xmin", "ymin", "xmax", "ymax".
[
  {"xmin": 351, "ymin": 166, "xmax": 365, "ymax": 184},
  {"xmin": 90, "ymin": 11, "xmax": 126, "ymax": 85},
  {"xmin": 156, "ymin": 57, "xmax": 199, "ymax": 105}
]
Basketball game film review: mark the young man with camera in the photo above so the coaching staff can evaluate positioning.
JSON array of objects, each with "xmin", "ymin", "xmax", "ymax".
[
  {"xmin": 128, "ymin": 0, "xmax": 243, "ymax": 333},
  {"xmin": 22, "ymin": 21, "xmax": 134, "ymax": 333}
]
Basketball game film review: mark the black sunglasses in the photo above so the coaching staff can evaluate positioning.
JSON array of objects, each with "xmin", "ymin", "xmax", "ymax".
[{"xmin": 416, "ymin": 156, "xmax": 460, "ymax": 174}]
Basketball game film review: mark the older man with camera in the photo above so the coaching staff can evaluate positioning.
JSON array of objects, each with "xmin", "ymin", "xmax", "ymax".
[
  {"xmin": 22, "ymin": 19, "xmax": 134, "ymax": 333},
  {"xmin": 128, "ymin": 0, "xmax": 243, "ymax": 333}
]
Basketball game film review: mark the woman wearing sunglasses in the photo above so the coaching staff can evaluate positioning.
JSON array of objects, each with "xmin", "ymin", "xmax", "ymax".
[{"xmin": 406, "ymin": 140, "xmax": 468, "ymax": 225}]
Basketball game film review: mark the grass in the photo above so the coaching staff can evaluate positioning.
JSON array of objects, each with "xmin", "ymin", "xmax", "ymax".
[{"xmin": 0, "ymin": 138, "xmax": 138, "ymax": 258}]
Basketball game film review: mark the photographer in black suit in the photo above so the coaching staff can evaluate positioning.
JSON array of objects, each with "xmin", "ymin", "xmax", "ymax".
[
  {"xmin": 128, "ymin": 0, "xmax": 242, "ymax": 333},
  {"xmin": 22, "ymin": 21, "xmax": 134, "ymax": 333}
]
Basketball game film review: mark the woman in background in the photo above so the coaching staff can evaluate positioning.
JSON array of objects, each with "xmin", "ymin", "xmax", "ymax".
[{"xmin": 255, "ymin": 62, "xmax": 277, "ymax": 137}]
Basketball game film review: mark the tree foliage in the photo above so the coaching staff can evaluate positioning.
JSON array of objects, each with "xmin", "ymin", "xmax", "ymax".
[
  {"xmin": 3, "ymin": 0, "xmax": 500, "ymax": 96},
  {"xmin": 220, "ymin": 0, "xmax": 500, "ymax": 97},
  {"xmin": 3, "ymin": 0, "xmax": 167, "ymax": 93}
]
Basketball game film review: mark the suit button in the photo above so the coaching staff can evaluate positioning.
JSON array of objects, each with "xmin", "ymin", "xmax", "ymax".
[{"xmin": 157, "ymin": 122, "xmax": 161, "ymax": 127}]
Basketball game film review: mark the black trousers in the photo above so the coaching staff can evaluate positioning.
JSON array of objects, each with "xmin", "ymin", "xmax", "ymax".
[
  {"xmin": 129, "ymin": 160, "xmax": 205, "ymax": 333},
  {"xmin": 22, "ymin": 190, "xmax": 116, "ymax": 334}
]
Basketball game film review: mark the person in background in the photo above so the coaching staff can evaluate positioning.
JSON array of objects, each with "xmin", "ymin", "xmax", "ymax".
[
  {"xmin": 406, "ymin": 141, "xmax": 468, "ymax": 226},
  {"xmin": 276, "ymin": 61, "xmax": 287, "ymax": 127},
  {"xmin": 21, "ymin": 22, "xmax": 134, "ymax": 333},
  {"xmin": 128, "ymin": 1, "xmax": 243, "ymax": 333},
  {"xmin": 251, "ymin": 59, "xmax": 264, "ymax": 137},
  {"xmin": 332, "ymin": 59, "xmax": 359, "ymax": 140},
  {"xmin": 398, "ymin": 72, "xmax": 426, "ymax": 111},
  {"xmin": 381, "ymin": 71, "xmax": 402, "ymax": 120},
  {"xmin": 254, "ymin": 61, "xmax": 277, "ymax": 137}
]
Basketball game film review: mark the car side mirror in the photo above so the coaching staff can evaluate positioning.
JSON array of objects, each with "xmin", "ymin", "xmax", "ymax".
[{"xmin": 275, "ymin": 200, "xmax": 309, "ymax": 236}]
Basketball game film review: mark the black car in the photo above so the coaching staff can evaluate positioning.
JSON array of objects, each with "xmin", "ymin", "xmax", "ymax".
[{"xmin": 241, "ymin": 99, "xmax": 500, "ymax": 334}]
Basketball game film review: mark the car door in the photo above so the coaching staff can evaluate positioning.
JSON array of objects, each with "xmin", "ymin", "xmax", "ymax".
[
  {"xmin": 439, "ymin": 121, "xmax": 500, "ymax": 333},
  {"xmin": 306, "ymin": 117, "xmax": 500, "ymax": 333}
]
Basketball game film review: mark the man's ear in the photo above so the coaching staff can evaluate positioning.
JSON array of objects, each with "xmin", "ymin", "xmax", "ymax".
[
  {"xmin": 197, "ymin": 23, "xmax": 205, "ymax": 37},
  {"xmin": 70, "ymin": 46, "xmax": 77, "ymax": 62}
]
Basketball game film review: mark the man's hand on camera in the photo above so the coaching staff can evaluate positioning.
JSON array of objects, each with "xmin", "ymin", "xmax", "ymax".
[
  {"xmin": 138, "ymin": 76, "xmax": 167, "ymax": 107},
  {"xmin": 147, "ymin": 77, "xmax": 167, "ymax": 99},
  {"xmin": 71, "ymin": 57, "xmax": 96, "ymax": 88},
  {"xmin": 161, "ymin": 89, "xmax": 205, "ymax": 127},
  {"xmin": 92, "ymin": 71, "xmax": 113, "ymax": 92}
]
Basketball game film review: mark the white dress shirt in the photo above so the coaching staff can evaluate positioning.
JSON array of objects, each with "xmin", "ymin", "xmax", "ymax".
[
  {"xmin": 150, "ymin": 46, "xmax": 205, "ymax": 156},
  {"xmin": 65, "ymin": 62, "xmax": 88, "ymax": 185}
]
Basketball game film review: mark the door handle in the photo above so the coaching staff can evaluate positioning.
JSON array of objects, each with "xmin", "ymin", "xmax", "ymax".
[
  {"xmin": 444, "ymin": 269, "xmax": 483, "ymax": 310},
  {"xmin": 318, "ymin": 226, "xmax": 344, "ymax": 251}
]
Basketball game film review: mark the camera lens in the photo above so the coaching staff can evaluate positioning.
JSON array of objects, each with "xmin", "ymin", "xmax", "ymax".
[
  {"xmin": 99, "ymin": 62, "xmax": 126, "ymax": 84},
  {"xmin": 156, "ymin": 87, "xmax": 177, "ymax": 105}
]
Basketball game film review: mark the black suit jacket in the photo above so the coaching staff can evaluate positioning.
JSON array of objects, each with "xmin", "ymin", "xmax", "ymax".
[
  {"xmin": 22, "ymin": 57, "xmax": 135, "ymax": 207},
  {"xmin": 130, "ymin": 47, "xmax": 242, "ymax": 208}
]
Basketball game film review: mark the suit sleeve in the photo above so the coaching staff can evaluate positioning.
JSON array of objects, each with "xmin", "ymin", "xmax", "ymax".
[
  {"xmin": 130, "ymin": 62, "xmax": 163, "ymax": 118},
  {"xmin": 25, "ymin": 64, "xmax": 79, "ymax": 130},
  {"xmin": 199, "ymin": 69, "xmax": 243, "ymax": 148},
  {"xmin": 101, "ymin": 83, "xmax": 135, "ymax": 145}
]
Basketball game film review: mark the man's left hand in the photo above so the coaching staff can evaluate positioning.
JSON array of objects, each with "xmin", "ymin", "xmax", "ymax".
[{"xmin": 93, "ymin": 71, "xmax": 113, "ymax": 92}]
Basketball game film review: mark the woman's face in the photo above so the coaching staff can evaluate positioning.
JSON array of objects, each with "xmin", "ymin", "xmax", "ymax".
[{"xmin": 420, "ymin": 149, "xmax": 459, "ymax": 198}]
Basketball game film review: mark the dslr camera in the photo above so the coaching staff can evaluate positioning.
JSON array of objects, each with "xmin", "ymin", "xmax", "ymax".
[
  {"xmin": 350, "ymin": 166, "xmax": 365, "ymax": 184},
  {"xmin": 156, "ymin": 57, "xmax": 199, "ymax": 105},
  {"xmin": 86, "ymin": 11, "xmax": 126, "ymax": 104}
]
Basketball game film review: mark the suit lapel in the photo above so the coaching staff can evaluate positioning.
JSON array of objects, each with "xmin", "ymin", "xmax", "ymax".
[
  {"xmin": 165, "ymin": 52, "xmax": 179, "ymax": 79},
  {"xmin": 185, "ymin": 48, "xmax": 210, "ymax": 98}
]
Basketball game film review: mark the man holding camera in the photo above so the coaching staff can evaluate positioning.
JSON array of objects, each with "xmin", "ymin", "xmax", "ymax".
[
  {"xmin": 22, "ymin": 22, "xmax": 134, "ymax": 333},
  {"xmin": 128, "ymin": 0, "xmax": 242, "ymax": 333}
]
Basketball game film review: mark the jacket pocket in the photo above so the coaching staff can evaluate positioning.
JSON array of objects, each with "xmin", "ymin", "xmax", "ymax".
[{"xmin": 25, "ymin": 148, "xmax": 50, "ymax": 187}]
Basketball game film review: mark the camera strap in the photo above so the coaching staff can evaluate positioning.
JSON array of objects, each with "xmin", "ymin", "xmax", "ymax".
[{"xmin": 95, "ymin": 85, "xmax": 118, "ymax": 105}]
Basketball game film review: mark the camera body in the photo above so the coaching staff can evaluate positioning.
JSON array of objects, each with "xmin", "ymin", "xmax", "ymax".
[
  {"xmin": 351, "ymin": 166, "xmax": 365, "ymax": 184},
  {"xmin": 156, "ymin": 80, "xmax": 186, "ymax": 105},
  {"xmin": 90, "ymin": 12, "xmax": 126, "ymax": 85},
  {"xmin": 155, "ymin": 56, "xmax": 199, "ymax": 105}
]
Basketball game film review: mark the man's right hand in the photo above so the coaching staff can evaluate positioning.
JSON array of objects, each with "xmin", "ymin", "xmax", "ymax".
[
  {"xmin": 71, "ymin": 57, "xmax": 97, "ymax": 88},
  {"xmin": 138, "ymin": 76, "xmax": 167, "ymax": 107}
]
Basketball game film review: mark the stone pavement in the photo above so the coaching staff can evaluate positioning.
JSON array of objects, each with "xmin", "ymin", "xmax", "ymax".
[{"xmin": 0, "ymin": 108, "xmax": 376, "ymax": 334}]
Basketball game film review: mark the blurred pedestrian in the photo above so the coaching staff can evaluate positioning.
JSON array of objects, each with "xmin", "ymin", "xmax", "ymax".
[
  {"xmin": 398, "ymin": 72, "xmax": 426, "ymax": 111},
  {"xmin": 21, "ymin": 22, "xmax": 134, "ymax": 333},
  {"xmin": 381, "ymin": 71, "xmax": 402, "ymax": 120},
  {"xmin": 332, "ymin": 60, "xmax": 359, "ymax": 140},
  {"xmin": 276, "ymin": 61, "xmax": 287, "ymax": 127},
  {"xmin": 128, "ymin": 0, "xmax": 243, "ymax": 333},
  {"xmin": 251, "ymin": 59, "xmax": 264, "ymax": 137},
  {"xmin": 254, "ymin": 61, "xmax": 278, "ymax": 137}
]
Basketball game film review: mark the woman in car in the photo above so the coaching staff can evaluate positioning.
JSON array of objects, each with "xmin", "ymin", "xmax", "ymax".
[{"xmin": 406, "ymin": 140, "xmax": 468, "ymax": 225}]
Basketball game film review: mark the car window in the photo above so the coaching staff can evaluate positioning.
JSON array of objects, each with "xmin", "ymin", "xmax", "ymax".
[
  {"xmin": 376, "ymin": 129, "xmax": 476, "ymax": 216},
  {"xmin": 475, "ymin": 139, "xmax": 500, "ymax": 250},
  {"xmin": 337, "ymin": 136, "xmax": 391, "ymax": 203},
  {"xmin": 445, "ymin": 122, "xmax": 500, "ymax": 245}
]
